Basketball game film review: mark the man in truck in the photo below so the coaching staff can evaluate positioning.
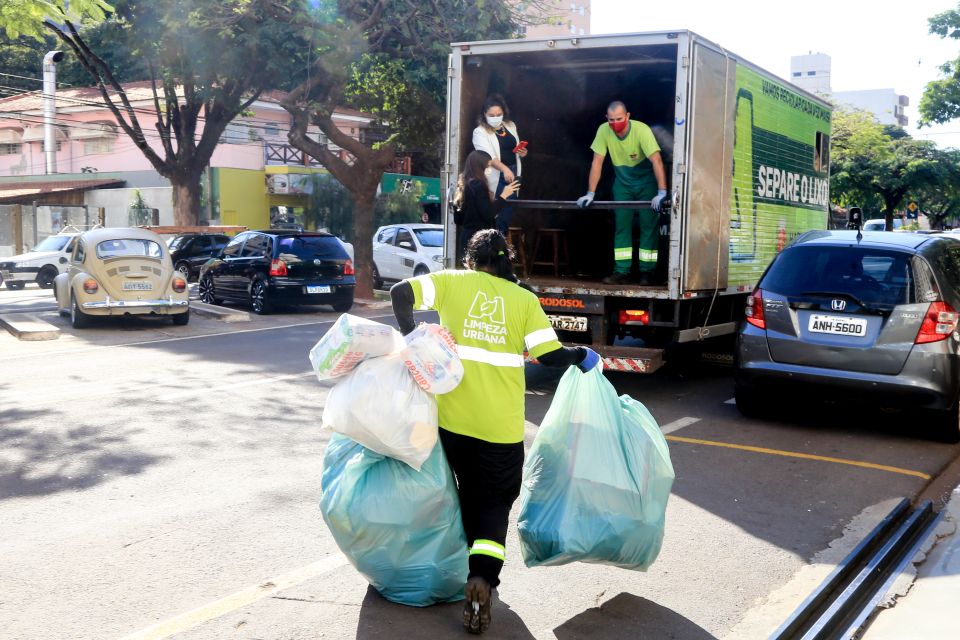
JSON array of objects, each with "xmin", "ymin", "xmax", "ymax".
[{"xmin": 576, "ymin": 101, "xmax": 668, "ymax": 285}]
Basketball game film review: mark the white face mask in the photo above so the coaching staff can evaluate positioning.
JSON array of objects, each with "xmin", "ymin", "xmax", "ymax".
[{"xmin": 486, "ymin": 115, "xmax": 503, "ymax": 128}]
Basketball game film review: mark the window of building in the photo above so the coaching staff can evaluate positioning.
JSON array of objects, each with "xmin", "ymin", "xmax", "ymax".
[
  {"xmin": 264, "ymin": 124, "xmax": 280, "ymax": 137},
  {"xmin": 579, "ymin": 27, "xmax": 585, "ymax": 35},
  {"xmin": 815, "ymin": 132, "xmax": 830, "ymax": 172},
  {"xmin": 0, "ymin": 143, "xmax": 21, "ymax": 155},
  {"xmin": 807, "ymin": 71, "xmax": 816, "ymax": 76},
  {"xmin": 83, "ymin": 139, "xmax": 113, "ymax": 155},
  {"xmin": 580, "ymin": 6, "xmax": 585, "ymax": 15},
  {"xmin": 792, "ymin": 72, "xmax": 801, "ymax": 77},
  {"xmin": 570, "ymin": 24, "xmax": 576, "ymax": 34}
]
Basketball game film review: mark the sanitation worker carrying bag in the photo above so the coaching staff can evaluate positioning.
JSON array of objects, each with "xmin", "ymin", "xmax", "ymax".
[
  {"xmin": 517, "ymin": 367, "xmax": 675, "ymax": 569},
  {"xmin": 320, "ymin": 433, "xmax": 468, "ymax": 606}
]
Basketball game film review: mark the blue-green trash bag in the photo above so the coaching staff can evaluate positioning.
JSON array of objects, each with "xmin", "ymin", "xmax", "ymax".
[
  {"xmin": 517, "ymin": 366, "xmax": 675, "ymax": 569},
  {"xmin": 320, "ymin": 433, "xmax": 468, "ymax": 606}
]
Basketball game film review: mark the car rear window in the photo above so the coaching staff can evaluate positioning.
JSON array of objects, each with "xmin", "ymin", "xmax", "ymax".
[
  {"xmin": 760, "ymin": 245, "xmax": 937, "ymax": 307},
  {"xmin": 276, "ymin": 235, "xmax": 346, "ymax": 262},
  {"xmin": 96, "ymin": 239, "xmax": 162, "ymax": 259}
]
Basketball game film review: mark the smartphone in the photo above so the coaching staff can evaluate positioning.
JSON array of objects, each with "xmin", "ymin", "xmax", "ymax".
[{"xmin": 513, "ymin": 140, "xmax": 528, "ymax": 153}]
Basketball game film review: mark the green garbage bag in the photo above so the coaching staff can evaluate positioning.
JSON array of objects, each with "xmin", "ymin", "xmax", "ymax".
[
  {"xmin": 517, "ymin": 367, "xmax": 675, "ymax": 569},
  {"xmin": 320, "ymin": 433, "xmax": 467, "ymax": 606}
]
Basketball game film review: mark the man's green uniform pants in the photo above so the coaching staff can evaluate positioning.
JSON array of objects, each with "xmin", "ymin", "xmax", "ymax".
[{"xmin": 612, "ymin": 180, "xmax": 658, "ymax": 275}]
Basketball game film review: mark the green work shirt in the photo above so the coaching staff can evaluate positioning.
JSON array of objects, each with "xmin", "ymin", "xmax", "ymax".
[
  {"xmin": 590, "ymin": 120, "xmax": 661, "ymax": 191},
  {"xmin": 410, "ymin": 270, "xmax": 562, "ymax": 443}
]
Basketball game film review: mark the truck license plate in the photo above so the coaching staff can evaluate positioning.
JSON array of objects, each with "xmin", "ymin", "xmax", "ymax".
[
  {"xmin": 306, "ymin": 285, "xmax": 331, "ymax": 294},
  {"xmin": 548, "ymin": 315, "xmax": 588, "ymax": 332},
  {"xmin": 808, "ymin": 314, "xmax": 867, "ymax": 337},
  {"xmin": 122, "ymin": 281, "xmax": 152, "ymax": 291}
]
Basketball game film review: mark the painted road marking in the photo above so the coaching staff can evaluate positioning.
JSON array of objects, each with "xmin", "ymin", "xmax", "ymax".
[
  {"xmin": 665, "ymin": 435, "xmax": 931, "ymax": 480},
  {"xmin": 119, "ymin": 553, "xmax": 349, "ymax": 640},
  {"xmin": 661, "ymin": 417, "xmax": 701, "ymax": 434}
]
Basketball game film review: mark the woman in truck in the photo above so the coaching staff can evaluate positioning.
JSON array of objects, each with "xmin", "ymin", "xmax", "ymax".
[
  {"xmin": 390, "ymin": 228, "xmax": 600, "ymax": 634},
  {"xmin": 453, "ymin": 150, "xmax": 519, "ymax": 259},
  {"xmin": 471, "ymin": 95, "xmax": 528, "ymax": 235}
]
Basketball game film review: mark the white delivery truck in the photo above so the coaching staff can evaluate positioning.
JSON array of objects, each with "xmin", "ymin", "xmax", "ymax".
[{"xmin": 443, "ymin": 31, "xmax": 832, "ymax": 372}]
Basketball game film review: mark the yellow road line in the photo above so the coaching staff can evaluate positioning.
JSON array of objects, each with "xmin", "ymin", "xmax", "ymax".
[
  {"xmin": 119, "ymin": 554, "xmax": 348, "ymax": 640},
  {"xmin": 665, "ymin": 435, "xmax": 931, "ymax": 480}
]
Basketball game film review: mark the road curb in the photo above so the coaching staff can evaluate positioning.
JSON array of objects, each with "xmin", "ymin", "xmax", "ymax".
[
  {"xmin": 190, "ymin": 302, "xmax": 251, "ymax": 322},
  {"xmin": 0, "ymin": 313, "xmax": 60, "ymax": 340}
]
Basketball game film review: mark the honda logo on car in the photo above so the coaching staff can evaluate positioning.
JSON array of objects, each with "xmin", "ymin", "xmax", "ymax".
[
  {"xmin": 831, "ymin": 299, "xmax": 846, "ymax": 311},
  {"xmin": 539, "ymin": 296, "xmax": 585, "ymax": 310}
]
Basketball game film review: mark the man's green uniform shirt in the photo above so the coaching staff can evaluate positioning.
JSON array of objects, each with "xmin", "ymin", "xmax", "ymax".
[
  {"xmin": 590, "ymin": 120, "xmax": 661, "ymax": 191},
  {"xmin": 410, "ymin": 270, "xmax": 562, "ymax": 444}
]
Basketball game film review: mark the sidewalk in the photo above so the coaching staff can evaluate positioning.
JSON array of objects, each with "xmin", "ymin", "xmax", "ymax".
[{"xmin": 862, "ymin": 484, "xmax": 960, "ymax": 638}]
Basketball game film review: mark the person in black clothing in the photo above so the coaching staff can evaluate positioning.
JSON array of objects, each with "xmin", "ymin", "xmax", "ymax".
[{"xmin": 454, "ymin": 150, "xmax": 519, "ymax": 260}]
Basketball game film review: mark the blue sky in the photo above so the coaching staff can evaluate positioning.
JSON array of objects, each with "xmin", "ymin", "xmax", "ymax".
[{"xmin": 592, "ymin": 0, "xmax": 960, "ymax": 149}]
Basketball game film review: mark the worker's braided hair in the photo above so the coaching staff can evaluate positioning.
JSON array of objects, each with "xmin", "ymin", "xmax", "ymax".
[{"xmin": 465, "ymin": 229, "xmax": 527, "ymax": 288}]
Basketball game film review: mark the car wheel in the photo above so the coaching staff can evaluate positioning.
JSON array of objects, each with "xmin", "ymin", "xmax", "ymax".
[
  {"xmin": 171, "ymin": 308, "xmax": 190, "ymax": 326},
  {"xmin": 332, "ymin": 297, "xmax": 354, "ymax": 313},
  {"xmin": 250, "ymin": 280, "xmax": 271, "ymax": 315},
  {"xmin": 931, "ymin": 400, "xmax": 960, "ymax": 444},
  {"xmin": 734, "ymin": 383, "xmax": 769, "ymax": 418},
  {"xmin": 175, "ymin": 261, "xmax": 191, "ymax": 281},
  {"xmin": 36, "ymin": 266, "xmax": 57, "ymax": 289},
  {"xmin": 372, "ymin": 263, "xmax": 383, "ymax": 290},
  {"xmin": 413, "ymin": 265, "xmax": 430, "ymax": 277},
  {"xmin": 198, "ymin": 275, "xmax": 220, "ymax": 305},
  {"xmin": 5, "ymin": 281, "xmax": 25, "ymax": 290},
  {"xmin": 70, "ymin": 294, "xmax": 91, "ymax": 329}
]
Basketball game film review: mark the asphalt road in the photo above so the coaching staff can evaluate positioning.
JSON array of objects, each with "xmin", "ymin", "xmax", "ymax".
[{"xmin": 1, "ymin": 285, "xmax": 958, "ymax": 639}]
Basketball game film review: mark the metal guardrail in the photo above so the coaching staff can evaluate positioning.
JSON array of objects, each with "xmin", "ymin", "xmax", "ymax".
[{"xmin": 770, "ymin": 498, "xmax": 942, "ymax": 640}]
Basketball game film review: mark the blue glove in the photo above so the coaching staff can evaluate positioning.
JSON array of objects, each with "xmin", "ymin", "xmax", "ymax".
[
  {"xmin": 578, "ymin": 347, "xmax": 602, "ymax": 373},
  {"xmin": 651, "ymin": 189, "xmax": 668, "ymax": 213},
  {"xmin": 576, "ymin": 191, "xmax": 595, "ymax": 208}
]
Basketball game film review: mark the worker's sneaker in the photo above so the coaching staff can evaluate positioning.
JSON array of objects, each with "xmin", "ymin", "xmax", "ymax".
[
  {"xmin": 463, "ymin": 576, "xmax": 492, "ymax": 634},
  {"xmin": 602, "ymin": 272, "xmax": 630, "ymax": 285}
]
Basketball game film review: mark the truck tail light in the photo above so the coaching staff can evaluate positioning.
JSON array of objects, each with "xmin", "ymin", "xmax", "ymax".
[
  {"xmin": 745, "ymin": 288, "xmax": 765, "ymax": 329},
  {"xmin": 82, "ymin": 278, "xmax": 98, "ymax": 294},
  {"xmin": 618, "ymin": 309, "xmax": 649, "ymax": 325},
  {"xmin": 343, "ymin": 259, "xmax": 355, "ymax": 275},
  {"xmin": 916, "ymin": 301, "xmax": 958, "ymax": 344},
  {"xmin": 172, "ymin": 277, "xmax": 187, "ymax": 293},
  {"xmin": 269, "ymin": 259, "xmax": 288, "ymax": 276}
]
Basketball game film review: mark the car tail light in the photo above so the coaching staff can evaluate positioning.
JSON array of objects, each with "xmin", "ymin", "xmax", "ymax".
[
  {"xmin": 172, "ymin": 277, "xmax": 187, "ymax": 293},
  {"xmin": 618, "ymin": 309, "xmax": 649, "ymax": 325},
  {"xmin": 915, "ymin": 301, "xmax": 959, "ymax": 344},
  {"xmin": 745, "ymin": 288, "xmax": 765, "ymax": 329},
  {"xmin": 269, "ymin": 259, "xmax": 288, "ymax": 276},
  {"xmin": 343, "ymin": 259, "xmax": 355, "ymax": 275},
  {"xmin": 82, "ymin": 278, "xmax": 98, "ymax": 294}
]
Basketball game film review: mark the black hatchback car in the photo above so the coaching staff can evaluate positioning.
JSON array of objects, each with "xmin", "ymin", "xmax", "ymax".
[
  {"xmin": 168, "ymin": 233, "xmax": 229, "ymax": 281},
  {"xmin": 197, "ymin": 230, "xmax": 355, "ymax": 314},
  {"xmin": 735, "ymin": 230, "xmax": 960, "ymax": 442}
]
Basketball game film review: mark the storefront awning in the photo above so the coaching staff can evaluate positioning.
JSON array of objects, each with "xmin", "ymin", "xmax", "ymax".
[
  {"xmin": 0, "ymin": 178, "xmax": 125, "ymax": 204},
  {"xmin": 69, "ymin": 122, "xmax": 118, "ymax": 140},
  {"xmin": 20, "ymin": 126, "xmax": 68, "ymax": 142},
  {"xmin": 380, "ymin": 173, "xmax": 441, "ymax": 204},
  {"xmin": 0, "ymin": 128, "xmax": 23, "ymax": 144}
]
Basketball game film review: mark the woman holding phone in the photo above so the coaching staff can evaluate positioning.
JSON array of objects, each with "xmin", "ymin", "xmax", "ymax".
[{"xmin": 471, "ymin": 94, "xmax": 528, "ymax": 235}]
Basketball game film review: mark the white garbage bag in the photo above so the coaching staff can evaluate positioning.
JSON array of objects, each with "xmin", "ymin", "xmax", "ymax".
[
  {"xmin": 322, "ymin": 353, "xmax": 438, "ymax": 470},
  {"xmin": 401, "ymin": 324, "xmax": 464, "ymax": 395},
  {"xmin": 309, "ymin": 314, "xmax": 405, "ymax": 381}
]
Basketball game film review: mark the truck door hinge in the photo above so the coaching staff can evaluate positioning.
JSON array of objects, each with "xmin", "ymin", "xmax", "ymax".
[
  {"xmin": 671, "ymin": 268, "xmax": 681, "ymax": 280},
  {"xmin": 681, "ymin": 56, "xmax": 690, "ymax": 68},
  {"xmin": 676, "ymin": 163, "xmax": 687, "ymax": 174}
]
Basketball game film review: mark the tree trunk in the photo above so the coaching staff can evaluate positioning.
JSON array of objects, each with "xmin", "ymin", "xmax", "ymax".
[
  {"xmin": 171, "ymin": 172, "xmax": 203, "ymax": 227},
  {"xmin": 352, "ymin": 189, "xmax": 378, "ymax": 300}
]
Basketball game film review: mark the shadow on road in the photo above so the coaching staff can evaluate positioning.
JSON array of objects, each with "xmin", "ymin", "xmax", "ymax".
[
  {"xmin": 355, "ymin": 585, "xmax": 534, "ymax": 639},
  {"xmin": 553, "ymin": 592, "xmax": 716, "ymax": 639}
]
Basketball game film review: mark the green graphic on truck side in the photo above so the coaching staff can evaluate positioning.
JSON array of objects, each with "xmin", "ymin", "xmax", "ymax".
[{"xmin": 728, "ymin": 64, "xmax": 830, "ymax": 287}]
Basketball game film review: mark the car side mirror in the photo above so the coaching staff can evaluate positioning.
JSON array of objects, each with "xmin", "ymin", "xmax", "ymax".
[{"xmin": 398, "ymin": 241, "xmax": 415, "ymax": 251}]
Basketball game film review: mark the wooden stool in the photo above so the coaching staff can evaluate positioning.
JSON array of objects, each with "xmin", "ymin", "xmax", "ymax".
[
  {"xmin": 531, "ymin": 228, "xmax": 570, "ymax": 277},
  {"xmin": 507, "ymin": 227, "xmax": 528, "ymax": 278}
]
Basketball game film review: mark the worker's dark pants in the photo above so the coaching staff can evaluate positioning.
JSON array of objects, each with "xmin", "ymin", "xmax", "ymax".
[{"xmin": 439, "ymin": 428, "xmax": 524, "ymax": 589}]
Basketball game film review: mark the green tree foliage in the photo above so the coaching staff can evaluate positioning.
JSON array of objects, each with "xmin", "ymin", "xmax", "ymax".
[
  {"xmin": 920, "ymin": 4, "xmax": 960, "ymax": 126},
  {"xmin": 830, "ymin": 107, "xmax": 939, "ymax": 228},
  {"xmin": 913, "ymin": 148, "xmax": 960, "ymax": 228},
  {"xmin": 0, "ymin": 0, "xmax": 112, "ymax": 41},
  {"xmin": 44, "ymin": 0, "xmax": 312, "ymax": 225},
  {"xmin": 282, "ymin": 0, "xmax": 520, "ymax": 297}
]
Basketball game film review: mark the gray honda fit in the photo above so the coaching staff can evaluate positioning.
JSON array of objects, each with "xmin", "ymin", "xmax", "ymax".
[{"xmin": 735, "ymin": 230, "xmax": 960, "ymax": 442}]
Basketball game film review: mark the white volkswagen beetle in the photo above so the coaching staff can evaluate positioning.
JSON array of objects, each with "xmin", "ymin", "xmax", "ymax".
[{"xmin": 54, "ymin": 227, "xmax": 190, "ymax": 328}]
